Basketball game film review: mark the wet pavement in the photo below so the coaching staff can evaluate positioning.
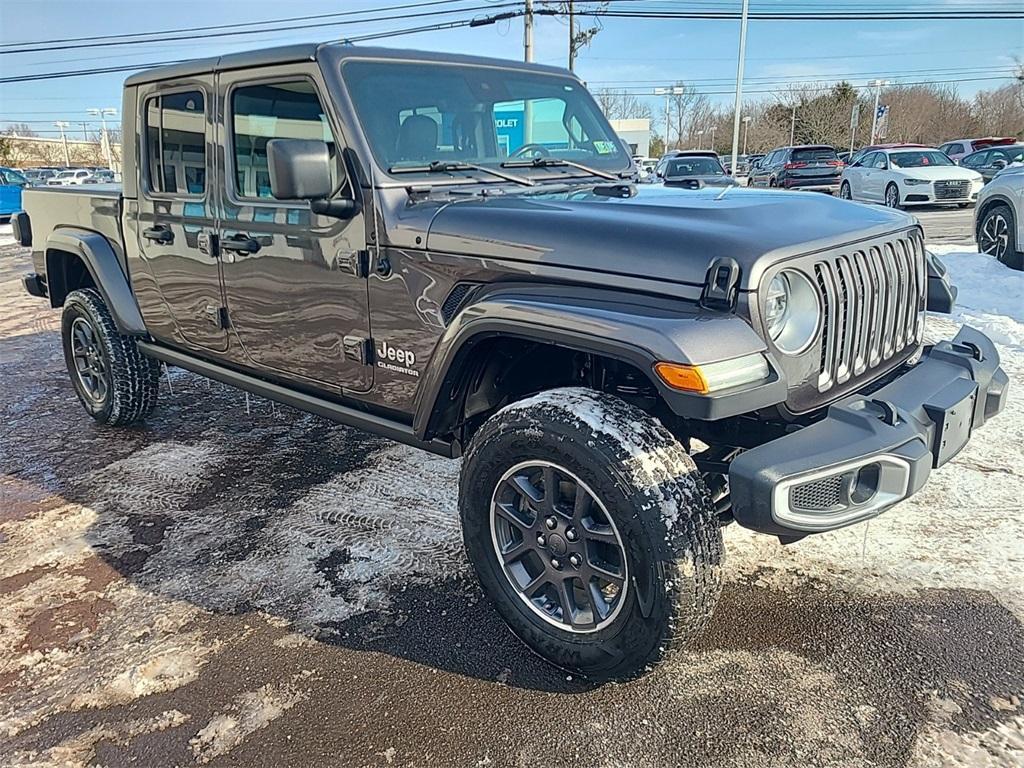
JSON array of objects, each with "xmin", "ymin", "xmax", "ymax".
[{"xmin": 1, "ymin": 240, "xmax": 1022, "ymax": 767}]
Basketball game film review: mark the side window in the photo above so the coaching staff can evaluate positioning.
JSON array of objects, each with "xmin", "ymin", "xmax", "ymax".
[
  {"xmin": 144, "ymin": 90, "xmax": 206, "ymax": 196},
  {"xmin": 874, "ymin": 154, "xmax": 888, "ymax": 169},
  {"xmin": 963, "ymin": 151, "xmax": 986, "ymax": 168},
  {"xmin": 231, "ymin": 79, "xmax": 337, "ymax": 200},
  {"xmin": 860, "ymin": 152, "xmax": 877, "ymax": 168}
]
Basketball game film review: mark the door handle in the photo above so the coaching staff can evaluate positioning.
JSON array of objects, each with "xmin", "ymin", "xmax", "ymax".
[
  {"xmin": 142, "ymin": 225, "xmax": 174, "ymax": 244},
  {"xmin": 221, "ymin": 234, "xmax": 261, "ymax": 254}
]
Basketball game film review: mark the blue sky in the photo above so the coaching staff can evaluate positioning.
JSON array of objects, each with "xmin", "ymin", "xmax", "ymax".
[{"xmin": 1, "ymin": 0, "xmax": 1021, "ymax": 137}]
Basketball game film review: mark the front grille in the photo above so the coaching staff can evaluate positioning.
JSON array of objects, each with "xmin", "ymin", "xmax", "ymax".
[
  {"xmin": 933, "ymin": 179, "xmax": 971, "ymax": 200},
  {"xmin": 812, "ymin": 232, "xmax": 925, "ymax": 393},
  {"xmin": 790, "ymin": 475, "xmax": 844, "ymax": 512}
]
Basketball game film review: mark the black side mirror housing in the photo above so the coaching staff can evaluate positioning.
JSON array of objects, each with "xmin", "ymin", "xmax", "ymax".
[{"xmin": 267, "ymin": 138, "xmax": 357, "ymax": 219}]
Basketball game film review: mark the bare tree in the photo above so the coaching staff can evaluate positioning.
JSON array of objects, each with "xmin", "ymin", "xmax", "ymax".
[{"xmin": 595, "ymin": 90, "xmax": 652, "ymax": 121}]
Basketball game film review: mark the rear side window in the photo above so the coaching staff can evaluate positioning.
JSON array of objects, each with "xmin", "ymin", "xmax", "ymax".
[
  {"xmin": 230, "ymin": 80, "xmax": 336, "ymax": 200},
  {"xmin": 791, "ymin": 147, "xmax": 838, "ymax": 162},
  {"xmin": 144, "ymin": 90, "xmax": 206, "ymax": 196}
]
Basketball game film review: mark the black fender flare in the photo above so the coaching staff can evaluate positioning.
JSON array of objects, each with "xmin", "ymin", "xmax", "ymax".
[
  {"xmin": 45, "ymin": 228, "xmax": 147, "ymax": 336},
  {"xmin": 412, "ymin": 285, "xmax": 786, "ymax": 439}
]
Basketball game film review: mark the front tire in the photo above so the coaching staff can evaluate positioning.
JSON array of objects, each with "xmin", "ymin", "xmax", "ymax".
[
  {"xmin": 61, "ymin": 288, "xmax": 160, "ymax": 425},
  {"xmin": 885, "ymin": 183, "xmax": 902, "ymax": 209},
  {"xmin": 978, "ymin": 203, "xmax": 1023, "ymax": 270},
  {"xmin": 459, "ymin": 387, "xmax": 723, "ymax": 680}
]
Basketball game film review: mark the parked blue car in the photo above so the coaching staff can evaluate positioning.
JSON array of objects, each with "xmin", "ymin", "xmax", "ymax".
[{"xmin": 0, "ymin": 167, "xmax": 29, "ymax": 218}]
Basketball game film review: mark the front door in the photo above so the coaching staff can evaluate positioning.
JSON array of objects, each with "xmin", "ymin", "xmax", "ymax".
[
  {"xmin": 135, "ymin": 80, "xmax": 227, "ymax": 351},
  {"xmin": 216, "ymin": 67, "xmax": 372, "ymax": 393}
]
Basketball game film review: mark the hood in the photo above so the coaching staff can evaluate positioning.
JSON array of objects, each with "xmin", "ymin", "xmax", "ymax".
[
  {"xmin": 424, "ymin": 184, "xmax": 915, "ymax": 289},
  {"xmin": 892, "ymin": 165, "xmax": 982, "ymax": 181}
]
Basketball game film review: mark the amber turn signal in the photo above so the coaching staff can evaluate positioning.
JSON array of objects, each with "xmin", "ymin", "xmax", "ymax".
[{"xmin": 654, "ymin": 362, "xmax": 709, "ymax": 393}]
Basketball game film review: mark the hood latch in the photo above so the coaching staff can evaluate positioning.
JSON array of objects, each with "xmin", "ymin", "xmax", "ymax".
[{"xmin": 700, "ymin": 257, "xmax": 741, "ymax": 311}]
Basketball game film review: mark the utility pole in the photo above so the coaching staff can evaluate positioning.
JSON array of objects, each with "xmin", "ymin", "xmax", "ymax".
[
  {"xmin": 789, "ymin": 105, "xmax": 796, "ymax": 145},
  {"xmin": 654, "ymin": 85, "xmax": 684, "ymax": 152},
  {"xmin": 524, "ymin": 0, "xmax": 534, "ymax": 145},
  {"xmin": 742, "ymin": 115, "xmax": 751, "ymax": 155},
  {"xmin": 54, "ymin": 121, "xmax": 71, "ymax": 166},
  {"xmin": 869, "ymin": 79, "xmax": 889, "ymax": 144},
  {"xmin": 696, "ymin": 130, "xmax": 704, "ymax": 150},
  {"xmin": 567, "ymin": 0, "xmax": 575, "ymax": 72},
  {"xmin": 709, "ymin": 125, "xmax": 717, "ymax": 152},
  {"xmin": 88, "ymin": 107, "xmax": 117, "ymax": 168},
  {"xmin": 728, "ymin": 0, "xmax": 749, "ymax": 177},
  {"xmin": 80, "ymin": 122, "xmax": 89, "ymax": 140}
]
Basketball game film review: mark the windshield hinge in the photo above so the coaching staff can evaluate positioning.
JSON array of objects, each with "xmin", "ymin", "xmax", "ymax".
[{"xmin": 700, "ymin": 257, "xmax": 741, "ymax": 311}]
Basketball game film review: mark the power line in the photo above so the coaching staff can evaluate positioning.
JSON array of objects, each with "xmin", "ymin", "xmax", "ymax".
[{"xmin": 0, "ymin": 1, "xmax": 519, "ymax": 55}]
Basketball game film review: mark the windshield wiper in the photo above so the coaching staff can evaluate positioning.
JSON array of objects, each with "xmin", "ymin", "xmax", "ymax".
[
  {"xmin": 388, "ymin": 160, "xmax": 534, "ymax": 186},
  {"xmin": 499, "ymin": 156, "xmax": 619, "ymax": 181}
]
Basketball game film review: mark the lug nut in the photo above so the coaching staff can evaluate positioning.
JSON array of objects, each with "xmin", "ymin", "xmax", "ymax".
[
  {"xmin": 537, "ymin": 533, "xmax": 547, "ymax": 547},
  {"xmin": 569, "ymin": 553, "xmax": 581, "ymax": 567},
  {"xmin": 551, "ymin": 558, "xmax": 562, "ymax": 569},
  {"xmin": 544, "ymin": 516, "xmax": 557, "ymax": 530},
  {"xmin": 565, "ymin": 528, "xmax": 578, "ymax": 542}
]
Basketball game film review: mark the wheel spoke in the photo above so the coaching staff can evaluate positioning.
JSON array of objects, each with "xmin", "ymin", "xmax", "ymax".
[
  {"xmin": 572, "ymin": 483, "xmax": 593, "ymax": 520},
  {"xmin": 522, "ymin": 572, "xmax": 548, "ymax": 597},
  {"xmin": 586, "ymin": 578, "xmax": 610, "ymax": 621},
  {"xmin": 580, "ymin": 520, "xmax": 619, "ymax": 545},
  {"xmin": 541, "ymin": 465, "xmax": 557, "ymax": 510},
  {"xmin": 500, "ymin": 539, "xmax": 529, "ymax": 565},
  {"xmin": 587, "ymin": 557, "xmax": 625, "ymax": 585},
  {"xmin": 506, "ymin": 474, "xmax": 543, "ymax": 505},
  {"xmin": 554, "ymin": 577, "xmax": 576, "ymax": 626},
  {"xmin": 494, "ymin": 500, "xmax": 533, "ymax": 531}
]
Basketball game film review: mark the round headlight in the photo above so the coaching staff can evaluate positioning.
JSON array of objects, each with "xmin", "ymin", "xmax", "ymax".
[{"xmin": 764, "ymin": 270, "xmax": 820, "ymax": 355}]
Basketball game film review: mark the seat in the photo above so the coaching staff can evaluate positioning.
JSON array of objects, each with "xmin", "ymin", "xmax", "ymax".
[{"xmin": 396, "ymin": 114, "xmax": 438, "ymax": 161}]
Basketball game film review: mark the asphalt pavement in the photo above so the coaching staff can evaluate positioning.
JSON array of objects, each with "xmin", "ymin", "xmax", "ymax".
[{"xmin": 2, "ymin": 208, "xmax": 1022, "ymax": 767}]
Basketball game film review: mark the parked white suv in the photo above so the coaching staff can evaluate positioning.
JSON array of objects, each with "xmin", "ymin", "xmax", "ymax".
[
  {"xmin": 839, "ymin": 148, "xmax": 983, "ymax": 209},
  {"xmin": 46, "ymin": 169, "xmax": 95, "ymax": 186},
  {"xmin": 975, "ymin": 164, "xmax": 1023, "ymax": 270}
]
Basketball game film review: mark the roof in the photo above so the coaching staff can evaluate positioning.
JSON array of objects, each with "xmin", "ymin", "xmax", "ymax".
[{"xmin": 124, "ymin": 42, "xmax": 570, "ymax": 87}]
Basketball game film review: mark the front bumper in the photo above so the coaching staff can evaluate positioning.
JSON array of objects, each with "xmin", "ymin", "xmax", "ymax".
[{"xmin": 729, "ymin": 326, "xmax": 1008, "ymax": 536}]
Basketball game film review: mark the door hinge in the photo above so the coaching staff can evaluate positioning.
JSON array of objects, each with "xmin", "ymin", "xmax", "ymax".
[
  {"xmin": 198, "ymin": 231, "xmax": 219, "ymax": 258},
  {"xmin": 343, "ymin": 335, "xmax": 373, "ymax": 365},
  {"xmin": 204, "ymin": 305, "xmax": 230, "ymax": 329},
  {"xmin": 346, "ymin": 250, "xmax": 370, "ymax": 278}
]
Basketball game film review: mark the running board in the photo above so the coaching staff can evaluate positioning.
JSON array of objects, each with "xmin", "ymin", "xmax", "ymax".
[{"xmin": 137, "ymin": 341, "xmax": 458, "ymax": 458}]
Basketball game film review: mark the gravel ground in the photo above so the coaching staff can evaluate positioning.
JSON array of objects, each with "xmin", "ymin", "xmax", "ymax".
[{"xmin": 1, "ymin": 211, "xmax": 1022, "ymax": 768}]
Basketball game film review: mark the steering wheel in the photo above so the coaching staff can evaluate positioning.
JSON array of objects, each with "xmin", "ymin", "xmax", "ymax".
[{"xmin": 509, "ymin": 143, "xmax": 552, "ymax": 160}]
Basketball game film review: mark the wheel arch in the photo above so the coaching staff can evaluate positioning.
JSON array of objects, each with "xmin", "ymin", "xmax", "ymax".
[
  {"xmin": 45, "ymin": 228, "xmax": 147, "ymax": 336},
  {"xmin": 412, "ymin": 285, "xmax": 784, "ymax": 443}
]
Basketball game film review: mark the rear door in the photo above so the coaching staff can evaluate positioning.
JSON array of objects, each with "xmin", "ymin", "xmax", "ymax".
[
  {"xmin": 216, "ymin": 65, "xmax": 372, "ymax": 393},
  {"xmin": 135, "ymin": 80, "xmax": 227, "ymax": 351}
]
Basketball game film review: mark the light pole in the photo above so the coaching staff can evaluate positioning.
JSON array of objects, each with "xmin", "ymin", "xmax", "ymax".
[
  {"xmin": 789, "ymin": 105, "xmax": 797, "ymax": 145},
  {"xmin": 654, "ymin": 86, "xmax": 684, "ymax": 152},
  {"xmin": 742, "ymin": 115, "xmax": 751, "ymax": 155},
  {"xmin": 696, "ymin": 129, "xmax": 704, "ymax": 150},
  {"xmin": 88, "ymin": 107, "xmax": 117, "ymax": 168},
  {"xmin": 709, "ymin": 125, "xmax": 717, "ymax": 152},
  {"xmin": 53, "ymin": 121, "xmax": 71, "ymax": 166},
  {"xmin": 728, "ymin": 0, "xmax": 750, "ymax": 179},
  {"xmin": 868, "ymin": 79, "xmax": 889, "ymax": 144},
  {"xmin": 524, "ymin": 0, "xmax": 534, "ymax": 144}
]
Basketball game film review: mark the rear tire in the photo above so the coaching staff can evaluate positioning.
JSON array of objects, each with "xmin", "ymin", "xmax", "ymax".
[
  {"xmin": 61, "ymin": 288, "xmax": 160, "ymax": 425},
  {"xmin": 839, "ymin": 181, "xmax": 852, "ymax": 200},
  {"xmin": 459, "ymin": 387, "xmax": 723, "ymax": 680}
]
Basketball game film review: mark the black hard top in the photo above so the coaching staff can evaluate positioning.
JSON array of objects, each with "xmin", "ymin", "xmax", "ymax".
[{"xmin": 124, "ymin": 42, "xmax": 570, "ymax": 86}]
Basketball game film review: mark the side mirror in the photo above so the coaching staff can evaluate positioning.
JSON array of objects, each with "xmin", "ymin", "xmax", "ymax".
[{"xmin": 267, "ymin": 138, "xmax": 357, "ymax": 219}]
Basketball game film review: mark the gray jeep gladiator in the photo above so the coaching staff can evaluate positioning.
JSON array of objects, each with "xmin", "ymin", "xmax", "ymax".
[{"xmin": 15, "ymin": 43, "xmax": 1008, "ymax": 680}]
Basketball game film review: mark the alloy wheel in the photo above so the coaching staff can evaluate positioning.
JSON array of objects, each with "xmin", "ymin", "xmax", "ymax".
[
  {"xmin": 979, "ymin": 213, "xmax": 1009, "ymax": 260},
  {"xmin": 489, "ymin": 460, "xmax": 628, "ymax": 633},
  {"xmin": 70, "ymin": 316, "xmax": 109, "ymax": 404},
  {"xmin": 885, "ymin": 185, "xmax": 899, "ymax": 208},
  {"xmin": 840, "ymin": 182, "xmax": 851, "ymax": 200}
]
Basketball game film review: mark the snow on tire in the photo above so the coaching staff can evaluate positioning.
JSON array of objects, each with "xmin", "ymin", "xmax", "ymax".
[
  {"xmin": 459, "ymin": 386, "xmax": 723, "ymax": 680},
  {"xmin": 61, "ymin": 288, "xmax": 160, "ymax": 426}
]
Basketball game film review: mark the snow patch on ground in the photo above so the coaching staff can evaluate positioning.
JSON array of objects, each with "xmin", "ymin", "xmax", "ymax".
[
  {"xmin": 0, "ymin": 223, "xmax": 14, "ymax": 248},
  {"xmin": 189, "ymin": 672, "xmax": 315, "ymax": 763}
]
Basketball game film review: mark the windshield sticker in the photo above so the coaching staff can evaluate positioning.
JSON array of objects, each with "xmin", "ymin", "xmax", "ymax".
[{"xmin": 594, "ymin": 141, "xmax": 616, "ymax": 155}]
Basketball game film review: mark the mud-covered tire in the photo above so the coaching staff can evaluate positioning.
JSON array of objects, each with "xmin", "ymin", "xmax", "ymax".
[
  {"xmin": 61, "ymin": 288, "xmax": 160, "ymax": 426},
  {"xmin": 459, "ymin": 387, "xmax": 723, "ymax": 680}
]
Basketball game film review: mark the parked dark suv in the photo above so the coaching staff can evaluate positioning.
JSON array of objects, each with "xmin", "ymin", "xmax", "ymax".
[{"xmin": 749, "ymin": 145, "xmax": 844, "ymax": 193}]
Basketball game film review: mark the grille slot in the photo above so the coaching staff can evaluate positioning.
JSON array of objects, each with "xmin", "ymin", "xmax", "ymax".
[
  {"xmin": 933, "ymin": 179, "xmax": 971, "ymax": 200},
  {"xmin": 790, "ymin": 474, "xmax": 845, "ymax": 512},
  {"xmin": 814, "ymin": 233, "xmax": 924, "ymax": 393}
]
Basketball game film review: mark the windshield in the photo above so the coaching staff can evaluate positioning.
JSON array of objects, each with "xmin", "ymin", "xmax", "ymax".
[
  {"xmin": 889, "ymin": 151, "xmax": 954, "ymax": 168},
  {"xmin": 341, "ymin": 60, "xmax": 630, "ymax": 178},
  {"xmin": 665, "ymin": 157, "xmax": 724, "ymax": 176}
]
